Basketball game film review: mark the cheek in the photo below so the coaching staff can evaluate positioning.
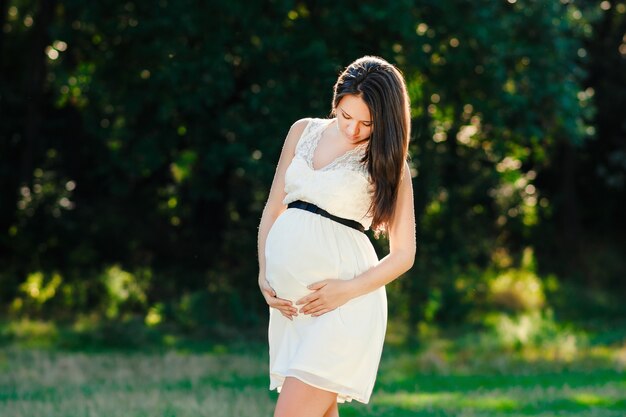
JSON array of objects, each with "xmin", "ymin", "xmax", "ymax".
[{"xmin": 339, "ymin": 119, "xmax": 351, "ymax": 132}]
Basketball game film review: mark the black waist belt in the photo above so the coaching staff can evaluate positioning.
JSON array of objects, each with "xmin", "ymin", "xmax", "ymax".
[{"xmin": 287, "ymin": 200, "xmax": 365, "ymax": 233}]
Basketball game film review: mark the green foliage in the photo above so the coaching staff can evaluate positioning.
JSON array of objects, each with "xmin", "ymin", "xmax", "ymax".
[
  {"xmin": 100, "ymin": 265, "xmax": 149, "ymax": 319},
  {"xmin": 479, "ymin": 310, "xmax": 586, "ymax": 360},
  {"xmin": 16, "ymin": 271, "xmax": 63, "ymax": 308},
  {"xmin": 0, "ymin": 1, "xmax": 625, "ymax": 331},
  {"xmin": 488, "ymin": 269, "xmax": 546, "ymax": 312}
]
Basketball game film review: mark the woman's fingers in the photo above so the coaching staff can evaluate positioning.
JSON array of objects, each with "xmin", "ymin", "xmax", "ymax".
[
  {"xmin": 311, "ymin": 308, "xmax": 333, "ymax": 317},
  {"xmin": 263, "ymin": 292, "xmax": 298, "ymax": 318},
  {"xmin": 276, "ymin": 303, "xmax": 297, "ymax": 315},
  {"xmin": 261, "ymin": 286, "xmax": 287, "ymax": 306},
  {"xmin": 269, "ymin": 296, "xmax": 293, "ymax": 309},
  {"xmin": 307, "ymin": 306, "xmax": 327, "ymax": 315},
  {"xmin": 278, "ymin": 305, "xmax": 297, "ymax": 319},
  {"xmin": 271, "ymin": 300, "xmax": 296, "ymax": 319},
  {"xmin": 300, "ymin": 300, "xmax": 323, "ymax": 314},
  {"xmin": 259, "ymin": 280, "xmax": 301, "ymax": 318},
  {"xmin": 280, "ymin": 311, "xmax": 294, "ymax": 320},
  {"xmin": 296, "ymin": 292, "xmax": 320, "ymax": 307}
]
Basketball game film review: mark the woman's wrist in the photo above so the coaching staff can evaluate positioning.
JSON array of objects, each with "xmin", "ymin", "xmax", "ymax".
[{"xmin": 345, "ymin": 276, "xmax": 365, "ymax": 300}]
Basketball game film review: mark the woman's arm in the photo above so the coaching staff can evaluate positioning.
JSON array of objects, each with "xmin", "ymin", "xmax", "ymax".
[
  {"xmin": 297, "ymin": 160, "xmax": 416, "ymax": 316},
  {"xmin": 343, "ymin": 160, "xmax": 416, "ymax": 297},
  {"xmin": 258, "ymin": 118, "xmax": 310, "ymax": 320}
]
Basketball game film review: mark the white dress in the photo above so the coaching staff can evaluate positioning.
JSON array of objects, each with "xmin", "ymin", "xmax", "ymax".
[{"xmin": 265, "ymin": 117, "xmax": 387, "ymax": 404}]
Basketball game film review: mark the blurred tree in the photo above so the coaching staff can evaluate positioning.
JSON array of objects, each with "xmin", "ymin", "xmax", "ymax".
[{"xmin": 0, "ymin": 0, "xmax": 623, "ymax": 330}]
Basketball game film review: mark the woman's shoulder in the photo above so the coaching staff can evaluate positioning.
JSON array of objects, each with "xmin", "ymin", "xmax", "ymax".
[
  {"xmin": 291, "ymin": 116, "xmax": 335, "ymax": 126},
  {"xmin": 290, "ymin": 117, "xmax": 312, "ymax": 131},
  {"xmin": 285, "ymin": 117, "xmax": 325, "ymax": 156},
  {"xmin": 284, "ymin": 118, "xmax": 311, "ymax": 145},
  {"xmin": 282, "ymin": 118, "xmax": 316, "ymax": 152},
  {"xmin": 287, "ymin": 117, "xmax": 327, "ymax": 143},
  {"xmin": 290, "ymin": 116, "xmax": 328, "ymax": 130}
]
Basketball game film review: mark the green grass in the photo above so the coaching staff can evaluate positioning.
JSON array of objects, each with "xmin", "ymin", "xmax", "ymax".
[
  {"xmin": 1, "ymin": 341, "xmax": 625, "ymax": 417},
  {"xmin": 0, "ymin": 346, "xmax": 274, "ymax": 417},
  {"xmin": 1, "ymin": 314, "xmax": 625, "ymax": 416}
]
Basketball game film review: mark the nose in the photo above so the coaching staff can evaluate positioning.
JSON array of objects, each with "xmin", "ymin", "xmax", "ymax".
[{"xmin": 347, "ymin": 122, "xmax": 358, "ymax": 137}]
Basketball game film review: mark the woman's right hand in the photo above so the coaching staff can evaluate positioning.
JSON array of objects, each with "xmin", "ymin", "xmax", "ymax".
[{"xmin": 259, "ymin": 277, "xmax": 298, "ymax": 320}]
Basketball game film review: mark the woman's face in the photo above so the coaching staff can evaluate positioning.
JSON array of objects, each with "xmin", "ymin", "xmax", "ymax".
[{"xmin": 336, "ymin": 94, "xmax": 373, "ymax": 145}]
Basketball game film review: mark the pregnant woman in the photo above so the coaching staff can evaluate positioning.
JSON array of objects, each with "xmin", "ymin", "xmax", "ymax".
[{"xmin": 257, "ymin": 55, "xmax": 416, "ymax": 417}]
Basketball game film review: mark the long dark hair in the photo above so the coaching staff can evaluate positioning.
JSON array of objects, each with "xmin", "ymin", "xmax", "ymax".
[{"xmin": 330, "ymin": 56, "xmax": 411, "ymax": 236}]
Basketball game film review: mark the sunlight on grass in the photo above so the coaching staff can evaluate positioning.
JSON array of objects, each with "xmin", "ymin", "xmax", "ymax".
[
  {"xmin": 0, "ymin": 348, "xmax": 274, "ymax": 417},
  {"xmin": 2, "ymin": 317, "xmax": 626, "ymax": 417},
  {"xmin": 2, "ymin": 344, "xmax": 625, "ymax": 417},
  {"xmin": 461, "ymin": 395, "xmax": 518, "ymax": 411},
  {"xmin": 376, "ymin": 391, "xmax": 458, "ymax": 408},
  {"xmin": 371, "ymin": 382, "xmax": 626, "ymax": 416},
  {"xmin": 615, "ymin": 344, "xmax": 626, "ymax": 371},
  {"xmin": 375, "ymin": 390, "xmax": 527, "ymax": 412},
  {"xmin": 571, "ymin": 392, "xmax": 612, "ymax": 406}
]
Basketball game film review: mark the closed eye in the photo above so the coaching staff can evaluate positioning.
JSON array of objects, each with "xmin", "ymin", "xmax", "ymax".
[{"xmin": 341, "ymin": 110, "xmax": 372, "ymax": 127}]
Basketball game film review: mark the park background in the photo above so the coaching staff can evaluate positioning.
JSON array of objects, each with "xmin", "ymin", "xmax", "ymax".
[{"xmin": 1, "ymin": 0, "xmax": 625, "ymax": 416}]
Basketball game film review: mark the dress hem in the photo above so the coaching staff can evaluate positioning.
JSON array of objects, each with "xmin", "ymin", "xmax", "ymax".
[{"xmin": 269, "ymin": 368, "xmax": 371, "ymax": 404}]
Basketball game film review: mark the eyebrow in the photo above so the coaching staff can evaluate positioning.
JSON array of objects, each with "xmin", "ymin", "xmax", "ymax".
[{"xmin": 339, "ymin": 107, "xmax": 372, "ymax": 124}]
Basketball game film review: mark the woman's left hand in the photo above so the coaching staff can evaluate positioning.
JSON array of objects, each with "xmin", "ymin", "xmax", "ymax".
[{"xmin": 296, "ymin": 279, "xmax": 354, "ymax": 317}]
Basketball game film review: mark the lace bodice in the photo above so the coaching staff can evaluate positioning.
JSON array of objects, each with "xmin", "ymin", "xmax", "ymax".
[{"xmin": 283, "ymin": 118, "xmax": 375, "ymax": 230}]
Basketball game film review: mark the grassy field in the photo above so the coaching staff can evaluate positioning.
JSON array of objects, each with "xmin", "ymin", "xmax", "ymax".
[{"xmin": 1, "ymin": 332, "xmax": 625, "ymax": 417}]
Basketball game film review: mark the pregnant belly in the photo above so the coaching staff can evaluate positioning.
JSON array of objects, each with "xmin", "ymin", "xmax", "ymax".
[{"xmin": 264, "ymin": 209, "xmax": 341, "ymax": 302}]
